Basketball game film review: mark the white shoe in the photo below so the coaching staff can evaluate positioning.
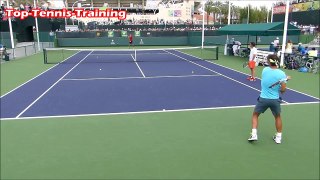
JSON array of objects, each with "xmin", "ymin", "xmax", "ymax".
[
  {"xmin": 273, "ymin": 135, "xmax": 282, "ymax": 144},
  {"xmin": 248, "ymin": 134, "xmax": 258, "ymax": 141}
]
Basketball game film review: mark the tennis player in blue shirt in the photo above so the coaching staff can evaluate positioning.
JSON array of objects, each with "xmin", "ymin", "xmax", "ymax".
[{"xmin": 248, "ymin": 54, "xmax": 291, "ymax": 144}]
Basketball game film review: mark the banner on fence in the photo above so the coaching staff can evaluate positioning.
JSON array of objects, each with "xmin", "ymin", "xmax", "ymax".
[
  {"xmin": 134, "ymin": 31, "xmax": 140, "ymax": 37},
  {"xmin": 108, "ymin": 31, "xmax": 114, "ymax": 37},
  {"xmin": 121, "ymin": 31, "xmax": 128, "ymax": 37}
]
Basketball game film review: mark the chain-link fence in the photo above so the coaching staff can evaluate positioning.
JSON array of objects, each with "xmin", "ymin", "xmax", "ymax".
[{"xmin": 4, "ymin": 42, "xmax": 54, "ymax": 60}]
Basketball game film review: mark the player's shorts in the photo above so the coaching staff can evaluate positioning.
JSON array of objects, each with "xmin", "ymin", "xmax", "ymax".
[
  {"xmin": 129, "ymin": 41, "xmax": 133, "ymax": 44},
  {"xmin": 254, "ymin": 97, "xmax": 281, "ymax": 116},
  {"xmin": 248, "ymin": 61, "xmax": 256, "ymax": 69}
]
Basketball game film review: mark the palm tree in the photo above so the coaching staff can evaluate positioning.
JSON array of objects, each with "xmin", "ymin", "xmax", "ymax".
[
  {"xmin": 219, "ymin": 3, "xmax": 229, "ymax": 24},
  {"xmin": 204, "ymin": 4, "xmax": 212, "ymax": 25},
  {"xmin": 239, "ymin": 6, "xmax": 249, "ymax": 24},
  {"xmin": 204, "ymin": 0, "xmax": 214, "ymax": 25}
]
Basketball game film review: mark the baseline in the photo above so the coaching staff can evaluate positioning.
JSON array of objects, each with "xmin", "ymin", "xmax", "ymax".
[{"xmin": 1, "ymin": 101, "xmax": 318, "ymax": 121}]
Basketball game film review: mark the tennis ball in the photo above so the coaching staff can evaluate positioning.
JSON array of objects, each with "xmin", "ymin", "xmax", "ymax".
[
  {"xmin": 99, "ymin": 69, "xmax": 102, "ymax": 71},
  {"xmin": 162, "ymin": 109, "xmax": 165, "ymax": 111}
]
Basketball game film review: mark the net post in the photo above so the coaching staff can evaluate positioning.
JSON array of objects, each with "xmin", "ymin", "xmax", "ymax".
[
  {"xmin": 43, "ymin": 48, "xmax": 47, "ymax": 64},
  {"xmin": 216, "ymin": 46, "xmax": 219, "ymax": 60}
]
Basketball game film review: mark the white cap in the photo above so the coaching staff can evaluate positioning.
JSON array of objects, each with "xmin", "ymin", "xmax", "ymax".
[
  {"xmin": 276, "ymin": 37, "xmax": 279, "ymax": 39},
  {"xmin": 298, "ymin": 42, "xmax": 302, "ymax": 45},
  {"xmin": 271, "ymin": 42, "xmax": 274, "ymax": 44}
]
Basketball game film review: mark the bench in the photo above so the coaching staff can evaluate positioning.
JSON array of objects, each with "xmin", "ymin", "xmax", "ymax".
[{"xmin": 255, "ymin": 50, "xmax": 274, "ymax": 66}]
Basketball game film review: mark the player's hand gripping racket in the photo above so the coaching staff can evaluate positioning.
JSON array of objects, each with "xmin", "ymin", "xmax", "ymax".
[
  {"xmin": 269, "ymin": 76, "xmax": 291, "ymax": 88},
  {"xmin": 243, "ymin": 62, "xmax": 248, "ymax": 68}
]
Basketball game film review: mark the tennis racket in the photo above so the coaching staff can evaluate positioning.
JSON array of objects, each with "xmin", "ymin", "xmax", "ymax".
[
  {"xmin": 269, "ymin": 78, "xmax": 289, "ymax": 88},
  {"xmin": 243, "ymin": 62, "xmax": 248, "ymax": 68}
]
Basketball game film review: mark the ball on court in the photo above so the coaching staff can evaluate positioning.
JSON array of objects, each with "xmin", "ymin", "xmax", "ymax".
[
  {"xmin": 162, "ymin": 109, "xmax": 165, "ymax": 111},
  {"xmin": 99, "ymin": 69, "xmax": 102, "ymax": 71}
]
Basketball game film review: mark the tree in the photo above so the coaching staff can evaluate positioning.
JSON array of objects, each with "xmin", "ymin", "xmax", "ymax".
[
  {"xmin": 204, "ymin": 1, "xmax": 214, "ymax": 25},
  {"xmin": 239, "ymin": 6, "xmax": 249, "ymax": 23},
  {"xmin": 260, "ymin": 6, "xmax": 268, "ymax": 22},
  {"xmin": 238, "ymin": 5, "xmax": 270, "ymax": 24},
  {"xmin": 216, "ymin": 2, "xmax": 229, "ymax": 24},
  {"xmin": 211, "ymin": 6, "xmax": 221, "ymax": 24},
  {"xmin": 232, "ymin": 5, "xmax": 240, "ymax": 24}
]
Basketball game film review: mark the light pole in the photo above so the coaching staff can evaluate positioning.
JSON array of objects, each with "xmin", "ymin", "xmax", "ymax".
[
  {"xmin": 211, "ymin": 6, "xmax": 221, "ymax": 25},
  {"xmin": 267, "ymin": 8, "xmax": 269, "ymax": 23},
  {"xmin": 72, "ymin": 0, "xmax": 86, "ymax": 25},
  {"xmin": 227, "ymin": 1, "xmax": 231, "ymax": 25},
  {"xmin": 201, "ymin": 0, "xmax": 205, "ymax": 49},
  {"xmin": 64, "ymin": 0, "xmax": 67, "ymax": 25},
  {"xmin": 34, "ymin": 0, "xmax": 40, "ymax": 51},
  {"xmin": 271, "ymin": 3, "xmax": 274, "ymax": 23},
  {"xmin": 6, "ymin": 0, "xmax": 15, "ymax": 49},
  {"xmin": 280, "ymin": 0, "xmax": 290, "ymax": 67}
]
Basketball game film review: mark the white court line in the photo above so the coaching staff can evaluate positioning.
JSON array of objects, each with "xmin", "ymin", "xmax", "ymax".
[
  {"xmin": 136, "ymin": 52, "xmax": 169, "ymax": 55},
  {"xmin": 15, "ymin": 51, "xmax": 93, "ymax": 118},
  {"xmin": 1, "ymin": 101, "xmax": 319, "ymax": 121},
  {"xmin": 175, "ymin": 49, "xmax": 320, "ymax": 101},
  {"xmin": 89, "ymin": 52, "xmax": 168, "ymax": 56},
  {"xmin": 62, "ymin": 74, "xmax": 221, "ymax": 81},
  {"xmin": 0, "ymin": 51, "xmax": 81, "ymax": 98},
  {"xmin": 89, "ymin": 54, "xmax": 132, "ymax": 56},
  {"xmin": 131, "ymin": 54, "xmax": 146, "ymax": 78},
  {"xmin": 163, "ymin": 50, "xmax": 290, "ymax": 104}
]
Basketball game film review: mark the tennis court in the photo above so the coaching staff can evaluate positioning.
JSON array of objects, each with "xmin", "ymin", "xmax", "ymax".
[
  {"xmin": 1, "ymin": 46, "xmax": 319, "ymax": 179},
  {"xmin": 1, "ymin": 47, "xmax": 318, "ymax": 119}
]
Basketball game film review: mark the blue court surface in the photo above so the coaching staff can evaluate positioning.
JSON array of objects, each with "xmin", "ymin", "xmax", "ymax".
[{"xmin": 1, "ymin": 49, "xmax": 319, "ymax": 120}]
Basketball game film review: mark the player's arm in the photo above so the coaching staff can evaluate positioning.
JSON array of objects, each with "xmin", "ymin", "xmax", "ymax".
[
  {"xmin": 280, "ymin": 82, "xmax": 287, "ymax": 94},
  {"xmin": 252, "ymin": 53, "xmax": 257, "ymax": 61},
  {"xmin": 251, "ymin": 49, "xmax": 257, "ymax": 61},
  {"xmin": 280, "ymin": 76, "xmax": 291, "ymax": 94}
]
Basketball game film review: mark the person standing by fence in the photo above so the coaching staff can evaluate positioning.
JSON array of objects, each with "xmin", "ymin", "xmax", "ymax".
[
  {"xmin": 128, "ymin": 34, "xmax": 133, "ymax": 48},
  {"xmin": 247, "ymin": 42, "xmax": 258, "ymax": 81}
]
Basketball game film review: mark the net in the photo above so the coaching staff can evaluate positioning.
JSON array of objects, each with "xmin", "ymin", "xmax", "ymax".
[{"xmin": 43, "ymin": 46, "xmax": 218, "ymax": 64}]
